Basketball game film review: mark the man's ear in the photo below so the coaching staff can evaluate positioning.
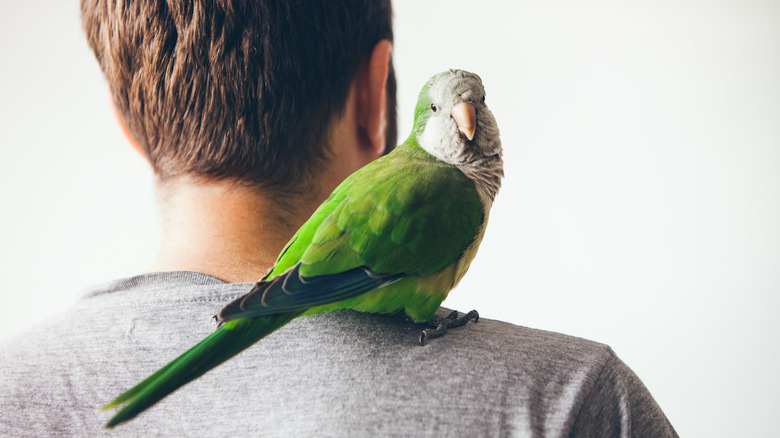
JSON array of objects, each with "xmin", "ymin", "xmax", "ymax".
[
  {"xmin": 357, "ymin": 39, "xmax": 393, "ymax": 157},
  {"xmin": 112, "ymin": 100, "xmax": 148, "ymax": 161}
]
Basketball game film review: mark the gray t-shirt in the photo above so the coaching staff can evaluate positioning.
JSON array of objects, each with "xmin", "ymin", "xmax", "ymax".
[{"xmin": 0, "ymin": 272, "xmax": 677, "ymax": 437}]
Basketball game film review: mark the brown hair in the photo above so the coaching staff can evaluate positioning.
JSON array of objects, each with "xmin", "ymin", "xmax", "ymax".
[{"xmin": 81, "ymin": 0, "xmax": 395, "ymax": 190}]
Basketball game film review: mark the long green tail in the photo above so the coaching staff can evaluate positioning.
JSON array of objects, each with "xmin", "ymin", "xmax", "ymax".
[{"xmin": 103, "ymin": 311, "xmax": 302, "ymax": 428}]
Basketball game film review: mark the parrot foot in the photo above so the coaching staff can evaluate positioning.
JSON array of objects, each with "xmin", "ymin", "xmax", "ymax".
[{"xmin": 418, "ymin": 309, "xmax": 479, "ymax": 346}]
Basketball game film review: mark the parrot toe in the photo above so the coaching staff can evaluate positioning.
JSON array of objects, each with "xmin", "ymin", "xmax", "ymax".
[{"xmin": 418, "ymin": 309, "xmax": 479, "ymax": 346}]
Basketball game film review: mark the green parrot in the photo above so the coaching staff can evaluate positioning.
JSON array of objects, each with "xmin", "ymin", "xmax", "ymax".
[{"xmin": 103, "ymin": 69, "xmax": 504, "ymax": 427}]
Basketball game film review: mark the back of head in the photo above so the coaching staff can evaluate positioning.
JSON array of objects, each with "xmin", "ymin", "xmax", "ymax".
[{"xmin": 81, "ymin": 0, "xmax": 396, "ymax": 192}]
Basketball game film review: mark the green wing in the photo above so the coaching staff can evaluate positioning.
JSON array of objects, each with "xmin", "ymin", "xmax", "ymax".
[{"xmin": 273, "ymin": 140, "xmax": 484, "ymax": 278}]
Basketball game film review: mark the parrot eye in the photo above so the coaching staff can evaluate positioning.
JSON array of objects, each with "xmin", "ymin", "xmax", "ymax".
[
  {"xmin": 430, "ymin": 103, "xmax": 438, "ymax": 113},
  {"xmin": 482, "ymin": 95, "xmax": 486, "ymax": 103}
]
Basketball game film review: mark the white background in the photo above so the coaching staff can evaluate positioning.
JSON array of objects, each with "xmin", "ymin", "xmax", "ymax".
[{"xmin": 2, "ymin": 1, "xmax": 778, "ymax": 436}]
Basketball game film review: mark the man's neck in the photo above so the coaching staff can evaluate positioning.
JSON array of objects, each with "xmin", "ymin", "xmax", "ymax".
[{"xmin": 149, "ymin": 177, "xmax": 327, "ymax": 283}]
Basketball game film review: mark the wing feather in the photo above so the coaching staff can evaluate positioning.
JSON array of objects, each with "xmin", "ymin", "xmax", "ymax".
[{"xmin": 218, "ymin": 264, "xmax": 405, "ymax": 322}]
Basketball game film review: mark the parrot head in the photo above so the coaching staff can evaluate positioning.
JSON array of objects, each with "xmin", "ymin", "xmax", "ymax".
[{"xmin": 413, "ymin": 69, "xmax": 503, "ymax": 201}]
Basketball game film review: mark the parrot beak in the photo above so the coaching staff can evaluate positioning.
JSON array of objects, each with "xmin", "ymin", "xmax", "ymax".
[{"xmin": 451, "ymin": 101, "xmax": 476, "ymax": 141}]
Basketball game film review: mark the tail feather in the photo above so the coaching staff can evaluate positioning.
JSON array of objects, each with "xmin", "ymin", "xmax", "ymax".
[{"xmin": 104, "ymin": 311, "xmax": 302, "ymax": 428}]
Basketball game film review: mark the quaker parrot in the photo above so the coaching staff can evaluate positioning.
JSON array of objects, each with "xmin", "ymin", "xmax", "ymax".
[{"xmin": 103, "ymin": 69, "xmax": 504, "ymax": 427}]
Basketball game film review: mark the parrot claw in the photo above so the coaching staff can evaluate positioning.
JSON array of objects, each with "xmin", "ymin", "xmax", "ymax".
[
  {"xmin": 418, "ymin": 309, "xmax": 479, "ymax": 346},
  {"xmin": 450, "ymin": 309, "xmax": 479, "ymax": 327}
]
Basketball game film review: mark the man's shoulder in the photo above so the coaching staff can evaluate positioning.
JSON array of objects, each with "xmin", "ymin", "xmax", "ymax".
[
  {"xmin": 0, "ymin": 276, "xmax": 676, "ymax": 437},
  {"xmin": 448, "ymin": 310, "xmax": 615, "ymax": 362},
  {"xmin": 0, "ymin": 272, "xmax": 243, "ymax": 436},
  {"xmin": 429, "ymin": 313, "xmax": 677, "ymax": 436}
]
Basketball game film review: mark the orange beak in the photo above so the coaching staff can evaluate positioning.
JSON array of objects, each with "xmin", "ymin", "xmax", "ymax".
[{"xmin": 451, "ymin": 101, "xmax": 476, "ymax": 141}]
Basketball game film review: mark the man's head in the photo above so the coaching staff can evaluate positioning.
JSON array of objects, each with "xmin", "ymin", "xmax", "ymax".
[{"xmin": 81, "ymin": 0, "xmax": 396, "ymax": 192}]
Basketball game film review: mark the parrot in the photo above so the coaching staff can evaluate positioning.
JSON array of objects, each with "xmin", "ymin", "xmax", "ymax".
[{"xmin": 103, "ymin": 69, "xmax": 504, "ymax": 428}]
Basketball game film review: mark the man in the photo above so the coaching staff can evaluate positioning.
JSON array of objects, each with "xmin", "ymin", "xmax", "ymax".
[{"xmin": 0, "ymin": 0, "xmax": 677, "ymax": 436}]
